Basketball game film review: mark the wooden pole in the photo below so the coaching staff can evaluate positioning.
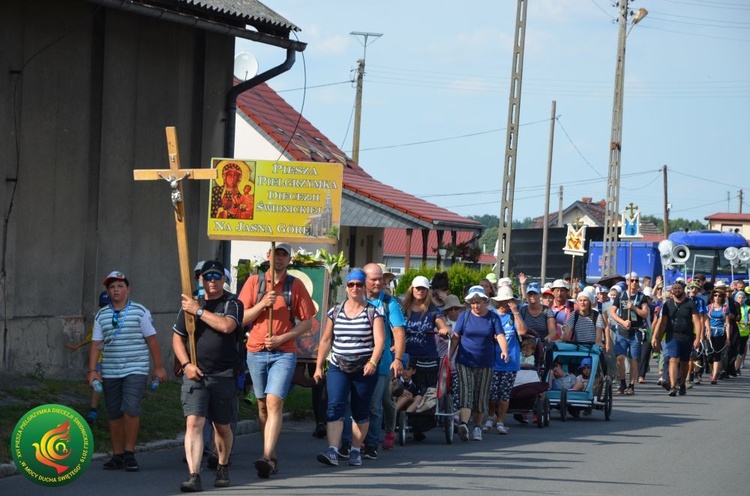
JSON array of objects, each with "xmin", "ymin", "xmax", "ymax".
[{"xmin": 267, "ymin": 242, "xmax": 275, "ymax": 338}]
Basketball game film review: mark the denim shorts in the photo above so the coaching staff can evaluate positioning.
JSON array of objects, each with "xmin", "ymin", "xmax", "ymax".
[
  {"xmin": 102, "ymin": 374, "xmax": 147, "ymax": 419},
  {"xmin": 247, "ymin": 350, "xmax": 296, "ymax": 400},
  {"xmin": 615, "ymin": 331, "xmax": 643, "ymax": 360},
  {"xmin": 663, "ymin": 336, "xmax": 693, "ymax": 362}
]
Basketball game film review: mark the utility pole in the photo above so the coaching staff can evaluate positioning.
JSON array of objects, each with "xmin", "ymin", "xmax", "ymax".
[
  {"xmin": 495, "ymin": 0, "xmax": 528, "ymax": 277},
  {"xmin": 558, "ymin": 185, "xmax": 563, "ymax": 227},
  {"xmin": 541, "ymin": 100, "xmax": 556, "ymax": 284},
  {"xmin": 350, "ymin": 31, "xmax": 382, "ymax": 165},
  {"xmin": 601, "ymin": 1, "xmax": 648, "ymax": 277},
  {"xmin": 661, "ymin": 164, "xmax": 669, "ymax": 239},
  {"xmin": 739, "ymin": 189, "xmax": 743, "ymax": 213},
  {"xmin": 727, "ymin": 191, "xmax": 731, "ymax": 211}
]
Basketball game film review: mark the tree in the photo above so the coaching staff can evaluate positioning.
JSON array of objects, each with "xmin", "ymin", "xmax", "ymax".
[{"xmin": 642, "ymin": 215, "xmax": 706, "ymax": 234}]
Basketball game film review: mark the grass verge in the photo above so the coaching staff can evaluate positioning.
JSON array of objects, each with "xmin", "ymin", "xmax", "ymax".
[{"xmin": 0, "ymin": 376, "xmax": 313, "ymax": 464}]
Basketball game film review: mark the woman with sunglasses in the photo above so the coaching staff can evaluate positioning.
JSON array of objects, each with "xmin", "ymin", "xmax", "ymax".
[
  {"xmin": 314, "ymin": 269, "xmax": 385, "ymax": 467},
  {"xmin": 401, "ymin": 275, "xmax": 450, "ymax": 439},
  {"xmin": 705, "ymin": 288, "xmax": 732, "ymax": 384}
]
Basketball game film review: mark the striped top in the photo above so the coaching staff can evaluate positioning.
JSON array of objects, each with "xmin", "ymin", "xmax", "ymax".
[
  {"xmin": 327, "ymin": 303, "xmax": 383, "ymax": 366},
  {"xmin": 92, "ymin": 301, "xmax": 157, "ymax": 378}
]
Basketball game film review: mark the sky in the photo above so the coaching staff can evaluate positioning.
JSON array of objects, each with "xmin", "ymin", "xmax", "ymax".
[{"xmin": 238, "ymin": 0, "xmax": 750, "ymax": 224}]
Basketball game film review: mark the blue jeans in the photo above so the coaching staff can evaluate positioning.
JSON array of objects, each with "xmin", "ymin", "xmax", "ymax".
[
  {"xmin": 325, "ymin": 364, "xmax": 378, "ymax": 423},
  {"xmin": 247, "ymin": 350, "xmax": 296, "ymax": 400},
  {"xmin": 342, "ymin": 374, "xmax": 388, "ymax": 446}
]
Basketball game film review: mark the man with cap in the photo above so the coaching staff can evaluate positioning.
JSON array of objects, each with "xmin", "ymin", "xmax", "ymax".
[
  {"xmin": 173, "ymin": 261, "xmax": 244, "ymax": 491},
  {"xmin": 237, "ymin": 243, "xmax": 317, "ymax": 478},
  {"xmin": 88, "ymin": 271, "xmax": 168, "ymax": 472},
  {"xmin": 651, "ymin": 279, "xmax": 701, "ymax": 396},
  {"xmin": 550, "ymin": 279, "xmax": 574, "ymax": 340},
  {"xmin": 609, "ymin": 272, "xmax": 649, "ymax": 395}
]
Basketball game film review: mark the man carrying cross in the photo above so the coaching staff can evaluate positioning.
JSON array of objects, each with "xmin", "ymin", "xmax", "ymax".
[{"xmin": 238, "ymin": 242, "xmax": 317, "ymax": 479}]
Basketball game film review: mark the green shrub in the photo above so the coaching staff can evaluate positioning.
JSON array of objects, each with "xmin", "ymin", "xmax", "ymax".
[{"xmin": 394, "ymin": 264, "xmax": 486, "ymax": 299}]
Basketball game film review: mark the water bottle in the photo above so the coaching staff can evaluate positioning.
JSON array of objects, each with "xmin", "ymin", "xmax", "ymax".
[
  {"xmin": 149, "ymin": 377, "xmax": 160, "ymax": 391},
  {"xmin": 92, "ymin": 379, "xmax": 103, "ymax": 394}
]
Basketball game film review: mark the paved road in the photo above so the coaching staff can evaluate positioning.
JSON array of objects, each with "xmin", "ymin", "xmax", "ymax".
[{"xmin": 3, "ymin": 369, "xmax": 749, "ymax": 495}]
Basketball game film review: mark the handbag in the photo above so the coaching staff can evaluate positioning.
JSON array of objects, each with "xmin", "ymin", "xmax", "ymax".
[{"xmin": 335, "ymin": 354, "xmax": 370, "ymax": 374}]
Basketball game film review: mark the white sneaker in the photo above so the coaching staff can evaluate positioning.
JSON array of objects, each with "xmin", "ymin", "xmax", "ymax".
[
  {"xmin": 496, "ymin": 422, "xmax": 508, "ymax": 435},
  {"xmin": 482, "ymin": 419, "xmax": 494, "ymax": 432},
  {"xmin": 472, "ymin": 426, "xmax": 482, "ymax": 441}
]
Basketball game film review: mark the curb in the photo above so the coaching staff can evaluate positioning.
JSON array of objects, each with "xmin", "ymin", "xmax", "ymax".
[{"xmin": 0, "ymin": 419, "xmax": 260, "ymax": 479}]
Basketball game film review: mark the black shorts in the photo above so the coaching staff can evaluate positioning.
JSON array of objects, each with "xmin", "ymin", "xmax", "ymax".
[{"xmin": 181, "ymin": 375, "xmax": 236, "ymax": 425}]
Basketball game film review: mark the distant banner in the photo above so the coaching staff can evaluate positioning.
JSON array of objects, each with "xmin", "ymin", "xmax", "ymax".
[
  {"xmin": 207, "ymin": 159, "xmax": 343, "ymax": 243},
  {"xmin": 563, "ymin": 224, "xmax": 587, "ymax": 256}
]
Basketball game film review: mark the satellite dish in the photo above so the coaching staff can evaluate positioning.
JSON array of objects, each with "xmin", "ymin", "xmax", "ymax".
[{"xmin": 234, "ymin": 52, "xmax": 259, "ymax": 81}]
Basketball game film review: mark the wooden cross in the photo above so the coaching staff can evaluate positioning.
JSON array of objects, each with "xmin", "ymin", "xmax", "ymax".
[{"xmin": 133, "ymin": 127, "xmax": 217, "ymax": 366}]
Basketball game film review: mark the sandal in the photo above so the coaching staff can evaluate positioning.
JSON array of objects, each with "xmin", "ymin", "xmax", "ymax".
[
  {"xmin": 625, "ymin": 385, "xmax": 635, "ymax": 396},
  {"xmin": 254, "ymin": 458, "xmax": 274, "ymax": 479},
  {"xmin": 270, "ymin": 457, "xmax": 279, "ymax": 475},
  {"xmin": 637, "ymin": 378, "xmax": 645, "ymax": 384}
]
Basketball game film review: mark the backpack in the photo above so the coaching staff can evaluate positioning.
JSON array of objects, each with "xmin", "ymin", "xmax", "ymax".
[
  {"xmin": 256, "ymin": 273, "xmax": 296, "ymax": 324},
  {"xmin": 331, "ymin": 301, "xmax": 378, "ymax": 328}
]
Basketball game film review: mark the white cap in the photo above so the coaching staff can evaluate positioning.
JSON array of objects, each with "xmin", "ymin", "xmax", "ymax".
[
  {"xmin": 551, "ymin": 279, "xmax": 570, "ymax": 290},
  {"xmin": 498, "ymin": 277, "xmax": 512, "ymax": 287},
  {"xmin": 627, "ymin": 272, "xmax": 639, "ymax": 280},
  {"xmin": 643, "ymin": 286, "xmax": 653, "ymax": 298},
  {"xmin": 464, "ymin": 286, "xmax": 488, "ymax": 302},
  {"xmin": 411, "ymin": 275, "xmax": 430, "ymax": 289}
]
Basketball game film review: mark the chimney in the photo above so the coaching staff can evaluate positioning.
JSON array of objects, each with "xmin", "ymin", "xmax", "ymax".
[{"xmin": 582, "ymin": 197, "xmax": 592, "ymax": 204}]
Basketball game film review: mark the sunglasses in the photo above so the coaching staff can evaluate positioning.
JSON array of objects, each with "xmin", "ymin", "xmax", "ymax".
[
  {"xmin": 347, "ymin": 282, "xmax": 364, "ymax": 288},
  {"xmin": 629, "ymin": 279, "xmax": 639, "ymax": 282},
  {"xmin": 203, "ymin": 273, "xmax": 223, "ymax": 281}
]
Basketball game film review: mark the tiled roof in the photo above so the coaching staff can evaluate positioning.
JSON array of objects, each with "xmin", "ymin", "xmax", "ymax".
[
  {"xmin": 533, "ymin": 199, "xmax": 607, "ymax": 228},
  {"xmin": 705, "ymin": 212, "xmax": 750, "ymax": 222},
  {"xmin": 383, "ymin": 229, "xmax": 477, "ymax": 257},
  {"xmin": 180, "ymin": 0, "xmax": 299, "ymax": 32},
  {"xmin": 236, "ymin": 83, "xmax": 482, "ymax": 232}
]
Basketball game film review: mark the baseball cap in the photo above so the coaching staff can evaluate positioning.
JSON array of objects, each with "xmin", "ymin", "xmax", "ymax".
[
  {"xmin": 411, "ymin": 275, "xmax": 430, "ymax": 289},
  {"xmin": 275, "ymin": 243, "xmax": 293, "ymax": 256},
  {"xmin": 485, "ymin": 273, "xmax": 499, "ymax": 285},
  {"xmin": 643, "ymin": 286, "xmax": 653, "ymax": 298},
  {"xmin": 627, "ymin": 272, "xmax": 639, "ymax": 280},
  {"xmin": 597, "ymin": 286, "xmax": 609, "ymax": 294},
  {"xmin": 542, "ymin": 287, "xmax": 554, "ymax": 296},
  {"xmin": 200, "ymin": 260, "xmax": 225, "ymax": 277},
  {"xmin": 580, "ymin": 357, "xmax": 593, "ymax": 368},
  {"xmin": 526, "ymin": 283, "xmax": 541, "ymax": 294},
  {"xmin": 102, "ymin": 271, "xmax": 129, "ymax": 287},
  {"xmin": 498, "ymin": 277, "xmax": 512, "ymax": 287}
]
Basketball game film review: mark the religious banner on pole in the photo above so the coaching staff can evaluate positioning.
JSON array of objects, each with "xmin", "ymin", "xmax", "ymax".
[
  {"xmin": 207, "ymin": 159, "xmax": 343, "ymax": 243},
  {"xmin": 620, "ymin": 202, "xmax": 643, "ymax": 239},
  {"xmin": 563, "ymin": 222, "xmax": 587, "ymax": 256}
]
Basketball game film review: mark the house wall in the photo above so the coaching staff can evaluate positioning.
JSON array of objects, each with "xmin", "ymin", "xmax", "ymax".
[
  {"xmin": 707, "ymin": 220, "xmax": 750, "ymax": 238},
  {"xmin": 0, "ymin": 1, "xmax": 233, "ymax": 376}
]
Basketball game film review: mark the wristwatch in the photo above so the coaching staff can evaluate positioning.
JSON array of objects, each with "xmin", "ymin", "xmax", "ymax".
[{"xmin": 196, "ymin": 308, "xmax": 204, "ymax": 318}]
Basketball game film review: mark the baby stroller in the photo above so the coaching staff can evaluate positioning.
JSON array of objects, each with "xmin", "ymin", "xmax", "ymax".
[
  {"xmin": 546, "ymin": 342, "xmax": 613, "ymax": 421},
  {"xmin": 396, "ymin": 355, "xmax": 457, "ymax": 445},
  {"xmin": 507, "ymin": 337, "xmax": 550, "ymax": 428}
]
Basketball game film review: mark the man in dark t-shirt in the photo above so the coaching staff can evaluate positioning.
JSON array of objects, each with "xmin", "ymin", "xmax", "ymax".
[
  {"xmin": 173, "ymin": 260, "xmax": 243, "ymax": 492},
  {"xmin": 652, "ymin": 280, "xmax": 701, "ymax": 397},
  {"xmin": 609, "ymin": 272, "xmax": 649, "ymax": 395}
]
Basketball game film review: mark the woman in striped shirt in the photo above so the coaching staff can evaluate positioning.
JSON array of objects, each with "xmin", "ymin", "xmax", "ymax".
[{"xmin": 314, "ymin": 269, "xmax": 385, "ymax": 467}]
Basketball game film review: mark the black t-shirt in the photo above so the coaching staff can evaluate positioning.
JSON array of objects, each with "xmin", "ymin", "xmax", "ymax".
[
  {"xmin": 613, "ymin": 291, "xmax": 648, "ymax": 336},
  {"xmin": 173, "ymin": 294, "xmax": 243, "ymax": 375},
  {"xmin": 662, "ymin": 297, "xmax": 697, "ymax": 340}
]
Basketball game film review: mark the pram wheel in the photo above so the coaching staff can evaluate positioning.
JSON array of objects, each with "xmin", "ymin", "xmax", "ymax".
[
  {"xmin": 559, "ymin": 389, "xmax": 567, "ymax": 422},
  {"xmin": 397, "ymin": 411, "xmax": 407, "ymax": 446},
  {"xmin": 535, "ymin": 398, "xmax": 545, "ymax": 428},
  {"xmin": 543, "ymin": 396, "xmax": 551, "ymax": 426},
  {"xmin": 443, "ymin": 416, "xmax": 454, "ymax": 444},
  {"xmin": 604, "ymin": 378, "xmax": 613, "ymax": 421}
]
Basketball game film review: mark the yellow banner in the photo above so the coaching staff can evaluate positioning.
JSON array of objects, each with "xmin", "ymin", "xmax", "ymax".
[{"xmin": 207, "ymin": 159, "xmax": 343, "ymax": 243}]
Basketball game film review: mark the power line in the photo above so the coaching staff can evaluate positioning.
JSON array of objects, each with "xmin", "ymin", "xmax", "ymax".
[
  {"xmin": 669, "ymin": 168, "xmax": 750, "ymax": 190},
  {"xmin": 638, "ymin": 24, "xmax": 750, "ymax": 43},
  {"xmin": 275, "ymin": 80, "xmax": 352, "ymax": 93},
  {"xmin": 554, "ymin": 116, "xmax": 604, "ymax": 179}
]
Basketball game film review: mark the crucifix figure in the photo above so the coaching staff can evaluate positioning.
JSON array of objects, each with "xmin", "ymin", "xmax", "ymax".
[{"xmin": 133, "ymin": 127, "xmax": 216, "ymax": 365}]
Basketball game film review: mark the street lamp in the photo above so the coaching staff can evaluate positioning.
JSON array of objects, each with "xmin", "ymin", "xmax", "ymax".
[{"xmin": 601, "ymin": 1, "xmax": 648, "ymax": 278}]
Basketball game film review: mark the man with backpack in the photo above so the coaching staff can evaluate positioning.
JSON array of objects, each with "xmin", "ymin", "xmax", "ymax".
[
  {"xmin": 237, "ymin": 243, "xmax": 317, "ymax": 479},
  {"xmin": 651, "ymin": 280, "xmax": 701, "ymax": 397},
  {"xmin": 609, "ymin": 272, "xmax": 649, "ymax": 396},
  {"xmin": 173, "ymin": 261, "xmax": 244, "ymax": 492}
]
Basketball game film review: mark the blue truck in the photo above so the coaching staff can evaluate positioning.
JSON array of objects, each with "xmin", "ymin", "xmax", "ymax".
[{"xmin": 586, "ymin": 231, "xmax": 750, "ymax": 285}]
